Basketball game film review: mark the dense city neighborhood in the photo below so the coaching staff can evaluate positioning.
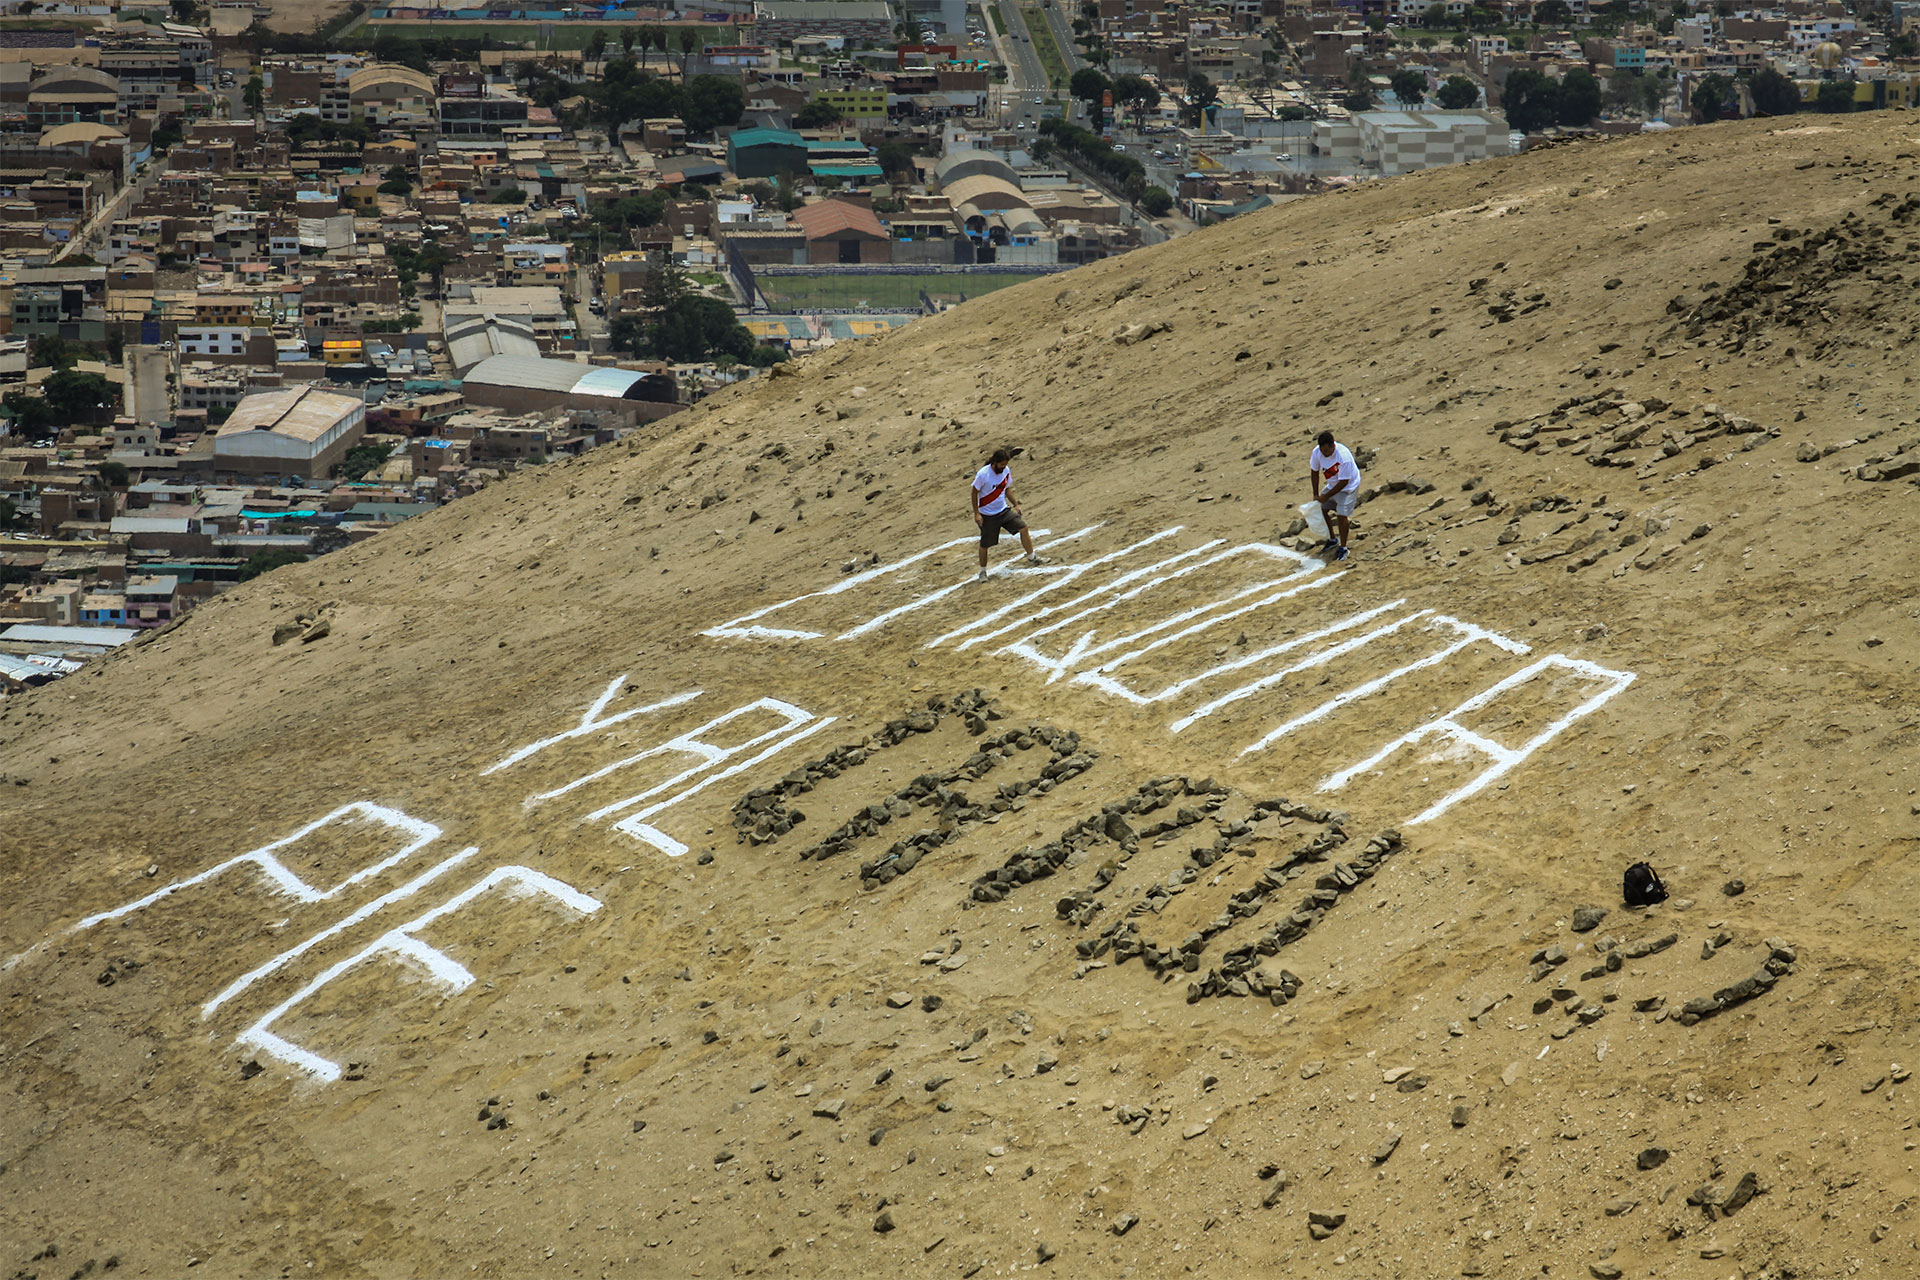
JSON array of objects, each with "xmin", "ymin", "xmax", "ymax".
[{"xmin": 1, "ymin": 0, "xmax": 1915, "ymax": 683}]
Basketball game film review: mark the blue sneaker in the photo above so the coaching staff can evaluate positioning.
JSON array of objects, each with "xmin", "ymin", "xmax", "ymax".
[{"xmin": 1333, "ymin": 546, "xmax": 1351, "ymax": 562}]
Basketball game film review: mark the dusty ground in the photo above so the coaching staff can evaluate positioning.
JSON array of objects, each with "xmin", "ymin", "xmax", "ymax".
[{"xmin": 4, "ymin": 114, "xmax": 1920, "ymax": 1279}]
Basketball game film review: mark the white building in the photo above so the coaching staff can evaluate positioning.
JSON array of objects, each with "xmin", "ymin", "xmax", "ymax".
[{"xmin": 1311, "ymin": 109, "xmax": 1511, "ymax": 177}]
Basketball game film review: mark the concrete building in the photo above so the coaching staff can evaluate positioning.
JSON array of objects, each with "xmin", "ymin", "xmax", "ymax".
[
  {"xmin": 791, "ymin": 198, "xmax": 891, "ymax": 264},
  {"xmin": 752, "ymin": 0, "xmax": 894, "ymax": 44},
  {"xmin": 1310, "ymin": 109, "xmax": 1511, "ymax": 176},
  {"xmin": 211, "ymin": 385, "xmax": 367, "ymax": 479},
  {"xmin": 727, "ymin": 126, "xmax": 809, "ymax": 180},
  {"xmin": 459, "ymin": 355, "xmax": 680, "ymax": 422}
]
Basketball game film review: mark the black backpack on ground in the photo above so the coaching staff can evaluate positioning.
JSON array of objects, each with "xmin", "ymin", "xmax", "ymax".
[{"xmin": 1623, "ymin": 862, "xmax": 1668, "ymax": 907}]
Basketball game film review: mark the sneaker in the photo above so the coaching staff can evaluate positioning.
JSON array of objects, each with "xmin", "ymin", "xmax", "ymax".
[
  {"xmin": 1319, "ymin": 537, "xmax": 1340, "ymax": 553},
  {"xmin": 1023, "ymin": 553, "xmax": 1043, "ymax": 566},
  {"xmin": 976, "ymin": 567, "xmax": 988, "ymax": 581},
  {"xmin": 1333, "ymin": 546, "xmax": 1351, "ymax": 562}
]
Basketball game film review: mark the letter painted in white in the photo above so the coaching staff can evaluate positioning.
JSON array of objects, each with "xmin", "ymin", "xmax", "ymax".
[
  {"xmin": 201, "ymin": 846, "xmax": 480, "ymax": 1018},
  {"xmin": 74, "ymin": 803, "xmax": 444, "ymax": 932},
  {"xmin": 1318, "ymin": 655, "xmax": 1636, "ymax": 824},
  {"xmin": 1219, "ymin": 615, "xmax": 1532, "ymax": 747},
  {"xmin": 481, "ymin": 678, "xmax": 701, "ymax": 776},
  {"xmin": 236, "ymin": 865, "xmax": 602, "ymax": 1082},
  {"xmin": 995, "ymin": 543, "xmax": 1321, "ymax": 683}
]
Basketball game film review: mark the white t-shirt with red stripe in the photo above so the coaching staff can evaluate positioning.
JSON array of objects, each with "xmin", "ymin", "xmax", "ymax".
[
  {"xmin": 973, "ymin": 464, "xmax": 1013, "ymax": 515},
  {"xmin": 1309, "ymin": 443, "xmax": 1361, "ymax": 493}
]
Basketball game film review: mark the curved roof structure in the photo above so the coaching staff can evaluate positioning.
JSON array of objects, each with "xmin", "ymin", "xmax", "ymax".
[
  {"xmin": 28, "ymin": 65, "xmax": 117, "ymax": 95},
  {"xmin": 348, "ymin": 63, "xmax": 435, "ymax": 100},
  {"xmin": 38, "ymin": 122, "xmax": 126, "ymax": 148},
  {"xmin": 956, "ymin": 202, "xmax": 1046, "ymax": 235},
  {"xmin": 463, "ymin": 354, "xmax": 659, "ymax": 400},
  {"xmin": 942, "ymin": 173, "xmax": 1033, "ymax": 214},
  {"xmin": 934, "ymin": 149, "xmax": 1019, "ymax": 189}
]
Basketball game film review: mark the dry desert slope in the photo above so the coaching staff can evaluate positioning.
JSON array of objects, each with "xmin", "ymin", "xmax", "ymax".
[{"xmin": 2, "ymin": 113, "xmax": 1919, "ymax": 1280}]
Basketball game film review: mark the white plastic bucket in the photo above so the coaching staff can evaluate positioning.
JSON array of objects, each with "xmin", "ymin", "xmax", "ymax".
[{"xmin": 1299, "ymin": 500, "xmax": 1330, "ymax": 541}]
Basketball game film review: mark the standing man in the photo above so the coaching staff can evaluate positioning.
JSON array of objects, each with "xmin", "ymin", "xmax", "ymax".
[
  {"xmin": 972, "ymin": 447, "xmax": 1037, "ymax": 580},
  {"xmin": 1308, "ymin": 430, "xmax": 1361, "ymax": 562}
]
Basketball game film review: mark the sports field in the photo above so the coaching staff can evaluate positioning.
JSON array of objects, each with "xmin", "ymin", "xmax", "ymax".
[{"xmin": 756, "ymin": 272, "xmax": 1040, "ymax": 311}]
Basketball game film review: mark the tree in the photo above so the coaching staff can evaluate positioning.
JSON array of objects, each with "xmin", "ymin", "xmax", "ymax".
[
  {"xmin": 0, "ymin": 497, "xmax": 18, "ymax": 531},
  {"xmin": 1422, "ymin": 2, "xmax": 1446, "ymax": 25},
  {"xmin": 1390, "ymin": 68, "xmax": 1428, "ymax": 105},
  {"xmin": 1534, "ymin": 0, "xmax": 1571, "ymax": 21},
  {"xmin": 1070, "ymin": 66, "xmax": 1111, "ymax": 103},
  {"xmin": 1814, "ymin": 79, "xmax": 1855, "ymax": 114},
  {"xmin": 2, "ymin": 392, "xmax": 57, "ymax": 441},
  {"xmin": 876, "ymin": 139, "xmax": 916, "ymax": 178},
  {"xmin": 98, "ymin": 460, "xmax": 130, "ymax": 488},
  {"xmin": 1501, "ymin": 66, "xmax": 1560, "ymax": 132},
  {"xmin": 378, "ymin": 163, "xmax": 413, "ymax": 196},
  {"xmin": 338, "ymin": 442, "xmax": 392, "ymax": 480},
  {"xmin": 1182, "ymin": 73, "xmax": 1219, "ymax": 125},
  {"xmin": 238, "ymin": 548, "xmax": 308, "ymax": 580},
  {"xmin": 492, "ymin": 186, "xmax": 528, "ymax": 204},
  {"xmin": 676, "ymin": 26, "xmax": 701, "ymax": 78},
  {"xmin": 1343, "ymin": 66, "xmax": 1375, "ymax": 111},
  {"xmin": 620, "ymin": 25, "xmax": 637, "ymax": 56},
  {"xmin": 1556, "ymin": 65, "xmax": 1601, "ymax": 124},
  {"xmin": 1417, "ymin": 35, "xmax": 1437, "ymax": 50},
  {"xmin": 683, "ymin": 74, "xmax": 744, "ymax": 134},
  {"xmin": 1693, "ymin": 71, "xmax": 1737, "ymax": 121},
  {"xmin": 1139, "ymin": 186, "xmax": 1173, "ymax": 216},
  {"xmin": 794, "ymin": 99, "xmax": 847, "ymax": 129},
  {"xmin": 243, "ymin": 72, "xmax": 264, "ymax": 114},
  {"xmin": 1112, "ymin": 73, "xmax": 1160, "ymax": 123},
  {"xmin": 1436, "ymin": 74, "xmax": 1480, "ymax": 108},
  {"xmin": 1749, "ymin": 66, "xmax": 1798, "ymax": 116},
  {"xmin": 42, "ymin": 369, "xmax": 116, "ymax": 422}
]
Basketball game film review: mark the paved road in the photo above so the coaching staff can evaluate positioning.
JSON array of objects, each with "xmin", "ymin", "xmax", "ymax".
[
  {"xmin": 125, "ymin": 345, "xmax": 172, "ymax": 427},
  {"xmin": 990, "ymin": 0, "xmax": 1050, "ymax": 118}
]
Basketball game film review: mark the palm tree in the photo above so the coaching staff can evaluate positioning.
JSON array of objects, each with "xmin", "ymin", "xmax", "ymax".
[{"xmin": 677, "ymin": 26, "xmax": 700, "ymax": 78}]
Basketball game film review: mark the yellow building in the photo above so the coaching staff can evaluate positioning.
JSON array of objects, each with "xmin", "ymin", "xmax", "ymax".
[{"xmin": 321, "ymin": 339, "xmax": 364, "ymax": 365}]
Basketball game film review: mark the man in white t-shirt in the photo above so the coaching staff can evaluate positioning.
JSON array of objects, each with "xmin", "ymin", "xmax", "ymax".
[
  {"xmin": 1308, "ymin": 430, "xmax": 1361, "ymax": 562},
  {"xmin": 971, "ymin": 448, "xmax": 1037, "ymax": 580}
]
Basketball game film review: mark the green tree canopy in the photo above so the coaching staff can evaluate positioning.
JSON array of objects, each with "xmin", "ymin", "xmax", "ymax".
[
  {"xmin": 876, "ymin": 139, "xmax": 916, "ymax": 178},
  {"xmin": 1694, "ymin": 71, "xmax": 1738, "ymax": 121},
  {"xmin": 1112, "ymin": 73, "xmax": 1160, "ymax": 114},
  {"xmin": 1390, "ymin": 68, "xmax": 1428, "ymax": 106},
  {"xmin": 42, "ymin": 369, "xmax": 116, "ymax": 422},
  {"xmin": 1556, "ymin": 66, "xmax": 1601, "ymax": 125},
  {"xmin": 238, "ymin": 548, "xmax": 308, "ymax": 581},
  {"xmin": 1749, "ymin": 66, "xmax": 1799, "ymax": 116},
  {"xmin": 1501, "ymin": 66, "xmax": 1560, "ymax": 132},
  {"xmin": 1070, "ymin": 66, "xmax": 1112, "ymax": 103},
  {"xmin": 1814, "ymin": 79, "xmax": 1855, "ymax": 114},
  {"xmin": 1139, "ymin": 186, "xmax": 1173, "ymax": 217},
  {"xmin": 1436, "ymin": 74, "xmax": 1480, "ymax": 108},
  {"xmin": 794, "ymin": 98, "xmax": 847, "ymax": 128},
  {"xmin": 684, "ymin": 74, "xmax": 744, "ymax": 134},
  {"xmin": 1183, "ymin": 73, "xmax": 1219, "ymax": 125}
]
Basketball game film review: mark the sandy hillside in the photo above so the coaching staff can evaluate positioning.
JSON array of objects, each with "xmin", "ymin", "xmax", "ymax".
[{"xmin": 4, "ymin": 113, "xmax": 1920, "ymax": 1280}]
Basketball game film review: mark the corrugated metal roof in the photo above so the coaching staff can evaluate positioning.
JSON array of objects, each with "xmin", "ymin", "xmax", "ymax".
[
  {"xmin": 217, "ymin": 385, "xmax": 363, "ymax": 442},
  {"xmin": 0, "ymin": 624, "xmax": 138, "ymax": 647},
  {"xmin": 463, "ymin": 355, "xmax": 646, "ymax": 399},
  {"xmin": 729, "ymin": 127, "xmax": 805, "ymax": 150},
  {"xmin": 574, "ymin": 367, "xmax": 647, "ymax": 398}
]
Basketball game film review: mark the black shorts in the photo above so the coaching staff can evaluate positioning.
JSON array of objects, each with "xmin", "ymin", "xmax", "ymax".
[{"xmin": 979, "ymin": 508, "xmax": 1026, "ymax": 547}]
